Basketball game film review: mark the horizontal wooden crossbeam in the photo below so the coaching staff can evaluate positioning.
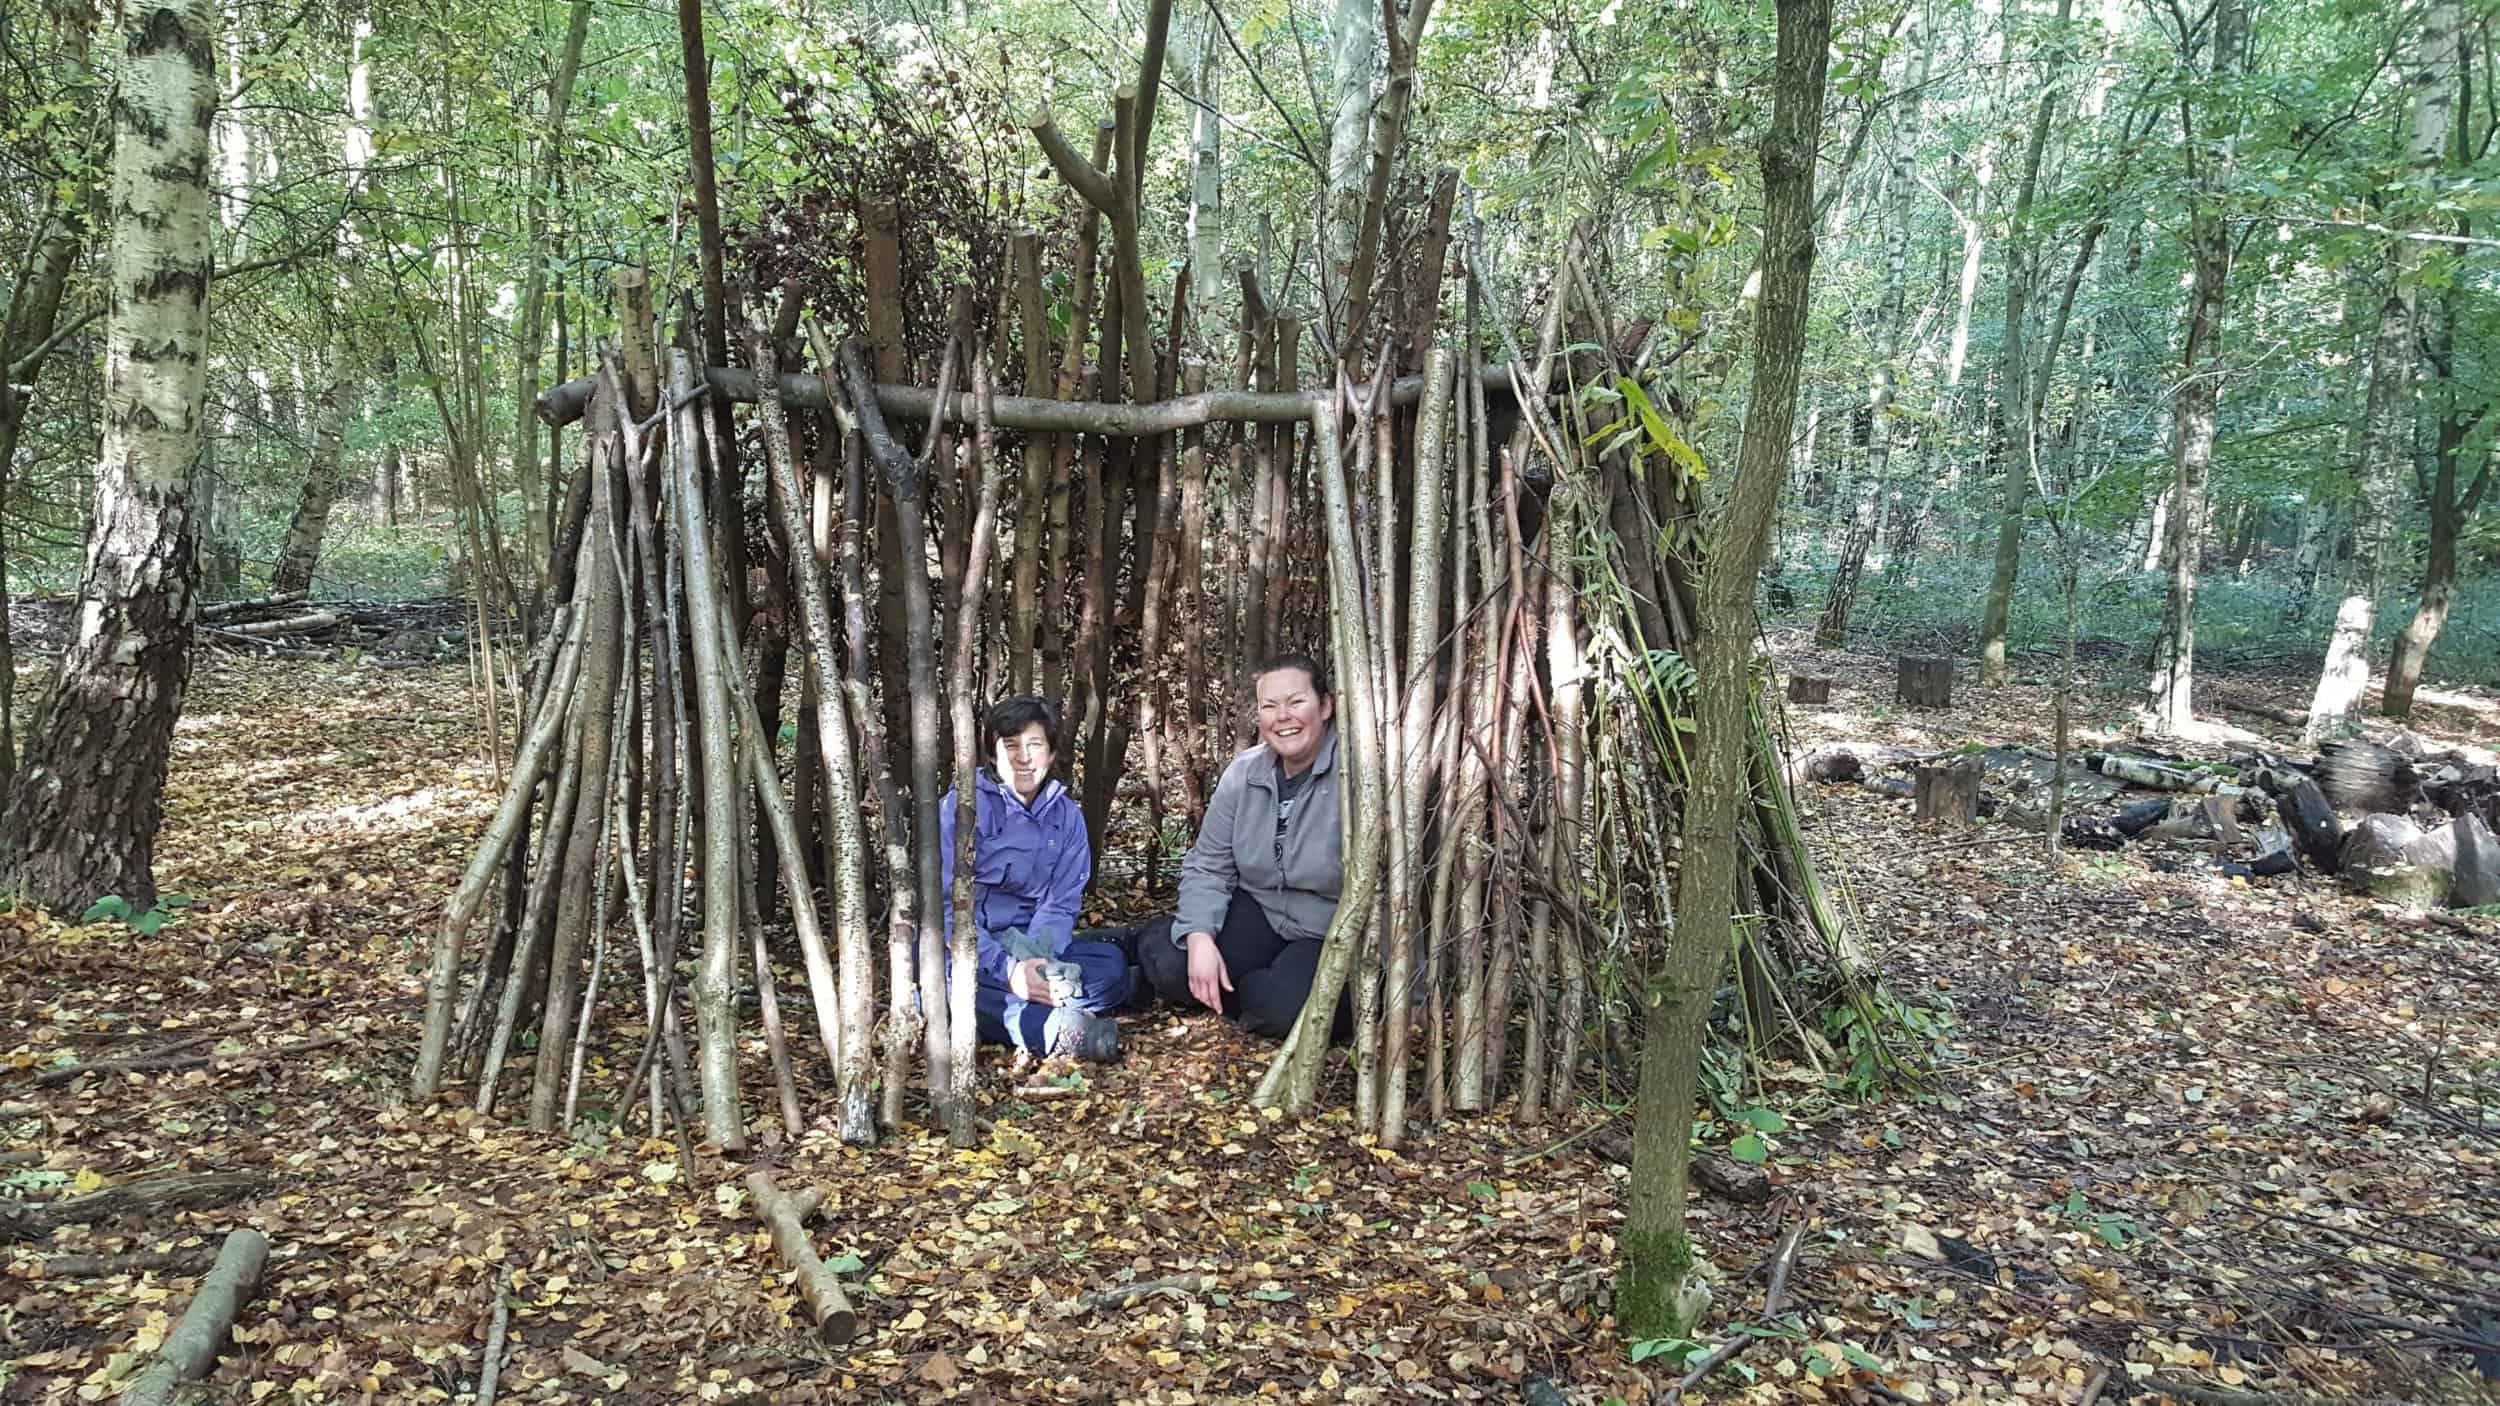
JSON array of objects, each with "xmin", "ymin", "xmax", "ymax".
[{"xmin": 533, "ymin": 362, "xmax": 1534, "ymax": 438}]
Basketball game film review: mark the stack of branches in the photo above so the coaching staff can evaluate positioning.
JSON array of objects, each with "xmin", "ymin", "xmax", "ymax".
[
  {"xmin": 1250, "ymin": 230, "xmax": 1915, "ymax": 1145},
  {"xmin": 410, "ymin": 7, "xmax": 1907, "ymax": 1156},
  {"xmin": 421, "ymin": 191, "xmax": 1339, "ymax": 1150},
  {"xmin": 194, "ymin": 592, "xmax": 467, "ymax": 663},
  {"xmin": 1538, "ymin": 236, "xmax": 1919, "ymax": 1096}
]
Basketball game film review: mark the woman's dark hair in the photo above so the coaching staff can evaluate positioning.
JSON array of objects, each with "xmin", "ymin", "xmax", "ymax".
[
  {"xmin": 1252, "ymin": 653, "xmax": 1333, "ymax": 700},
  {"xmin": 984, "ymin": 696, "xmax": 1059, "ymax": 747}
]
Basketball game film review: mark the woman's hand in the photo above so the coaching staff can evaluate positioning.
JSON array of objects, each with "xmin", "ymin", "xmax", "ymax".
[
  {"xmin": 1183, "ymin": 931, "xmax": 1231, "ymax": 1012},
  {"xmin": 1009, "ymin": 958, "xmax": 1058, "ymax": 1006}
]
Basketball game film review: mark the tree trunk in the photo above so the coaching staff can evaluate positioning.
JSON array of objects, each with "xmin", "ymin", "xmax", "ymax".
[
  {"xmin": 676, "ymin": 0, "xmax": 744, "ymax": 631},
  {"xmin": 944, "ymin": 356, "xmax": 1009, "ymax": 1144},
  {"xmin": 1815, "ymin": 26, "xmax": 1925, "ymax": 646},
  {"xmin": 1620, "ymin": 0, "xmax": 1829, "ymax": 1341},
  {"xmin": 509, "ymin": 0, "xmax": 596, "ymax": 592},
  {"xmin": 2308, "ymin": 0, "xmax": 2452, "ymax": 741},
  {"xmin": 0, "ymin": 3, "xmax": 102, "ymax": 807},
  {"xmin": 1321, "ymin": 0, "xmax": 1379, "ymax": 337},
  {"xmin": 1253, "ymin": 399, "xmax": 1389, "ymax": 1116},
  {"xmin": 1187, "ymin": 15, "xmax": 1224, "ymax": 325},
  {"xmin": 527, "ymin": 432, "xmax": 624, "ymax": 1131},
  {"xmin": 271, "ymin": 340, "xmax": 350, "ymax": 596},
  {"xmin": 1976, "ymin": 0, "xmax": 2073, "ymax": 686},
  {"xmin": 2146, "ymin": 0, "xmax": 2251, "ymax": 734},
  {"xmin": 2, "ymin": 0, "xmax": 219, "ymax": 914}
]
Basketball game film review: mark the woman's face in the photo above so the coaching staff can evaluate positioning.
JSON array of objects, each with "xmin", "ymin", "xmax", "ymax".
[
  {"xmin": 1254, "ymin": 667, "xmax": 1334, "ymax": 773},
  {"xmin": 994, "ymin": 722, "xmax": 1054, "ymax": 802}
]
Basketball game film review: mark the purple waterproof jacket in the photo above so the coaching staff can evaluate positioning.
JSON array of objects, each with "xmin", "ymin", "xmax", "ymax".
[{"xmin": 937, "ymin": 767, "xmax": 1093, "ymax": 987}]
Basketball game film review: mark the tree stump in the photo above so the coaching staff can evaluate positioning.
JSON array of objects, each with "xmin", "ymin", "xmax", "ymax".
[
  {"xmin": 1914, "ymin": 760, "xmax": 1982, "ymax": 824},
  {"xmin": 1896, "ymin": 656, "xmax": 1953, "ymax": 707},
  {"xmin": 1786, "ymin": 674, "xmax": 1833, "ymax": 705}
]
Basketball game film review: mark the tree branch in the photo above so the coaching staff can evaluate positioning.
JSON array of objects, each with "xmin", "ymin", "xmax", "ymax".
[
  {"xmin": 1205, "ymin": 0, "xmax": 1324, "ymax": 172},
  {"xmin": 1027, "ymin": 111, "xmax": 1122, "ymax": 216}
]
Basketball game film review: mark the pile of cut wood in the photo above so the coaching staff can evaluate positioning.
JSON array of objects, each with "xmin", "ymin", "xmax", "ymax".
[
  {"xmin": 195, "ymin": 593, "xmax": 469, "ymax": 664},
  {"xmin": 2245, "ymin": 734, "xmax": 2500, "ymax": 911},
  {"xmin": 1793, "ymin": 730, "xmax": 2500, "ymax": 910}
]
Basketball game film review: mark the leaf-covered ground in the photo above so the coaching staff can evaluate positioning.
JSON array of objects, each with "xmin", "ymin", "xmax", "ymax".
[{"xmin": 4, "ymin": 645, "xmax": 2498, "ymax": 1404}]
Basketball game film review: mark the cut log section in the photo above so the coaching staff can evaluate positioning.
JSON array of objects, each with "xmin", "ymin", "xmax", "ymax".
[
  {"xmin": 2110, "ymin": 797, "xmax": 2173, "ymax": 838},
  {"xmin": 121, "ymin": 1228, "xmax": 269, "ymax": 1406},
  {"xmin": 1785, "ymin": 674, "xmax": 1832, "ymax": 706},
  {"xmin": 2277, "ymin": 776, "xmax": 2344, "ymax": 872},
  {"xmin": 2250, "ymin": 821, "xmax": 2297, "ymax": 876},
  {"xmin": 1896, "ymin": 655, "xmax": 1953, "ymax": 708},
  {"xmin": 2196, "ymin": 796, "xmax": 2241, "ymax": 847},
  {"xmin": 745, "ymin": 1169, "xmax": 857, "ymax": 1344},
  {"xmin": 1914, "ymin": 761, "xmax": 1982, "ymax": 824}
]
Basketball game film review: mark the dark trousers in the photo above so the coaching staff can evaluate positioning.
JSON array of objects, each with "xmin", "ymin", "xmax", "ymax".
[
  {"xmin": 1118, "ymin": 896, "xmax": 1351, "ymax": 1041},
  {"xmin": 969, "ymin": 939, "xmax": 1132, "ymax": 1056}
]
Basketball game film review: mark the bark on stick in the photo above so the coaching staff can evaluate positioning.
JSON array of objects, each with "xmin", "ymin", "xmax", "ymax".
[
  {"xmin": 121, "ymin": 1228, "xmax": 269, "ymax": 1406},
  {"xmin": 744, "ymin": 1170, "xmax": 857, "ymax": 1343}
]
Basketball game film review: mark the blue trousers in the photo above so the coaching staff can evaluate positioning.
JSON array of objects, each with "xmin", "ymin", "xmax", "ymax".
[{"xmin": 973, "ymin": 939, "xmax": 1134, "ymax": 1055}]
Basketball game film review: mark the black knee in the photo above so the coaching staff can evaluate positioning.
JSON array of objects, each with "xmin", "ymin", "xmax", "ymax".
[
  {"xmin": 1238, "ymin": 985, "xmax": 1305, "ymax": 1039},
  {"xmin": 1135, "ymin": 920, "xmax": 1188, "ymax": 1004}
]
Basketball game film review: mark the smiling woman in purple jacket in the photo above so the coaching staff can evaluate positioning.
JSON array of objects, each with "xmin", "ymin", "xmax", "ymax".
[{"xmin": 938, "ymin": 697, "xmax": 1127, "ymax": 1062}]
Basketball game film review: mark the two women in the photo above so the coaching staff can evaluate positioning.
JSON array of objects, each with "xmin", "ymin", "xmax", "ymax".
[{"xmin": 951, "ymin": 655, "xmax": 1349, "ymax": 1058}]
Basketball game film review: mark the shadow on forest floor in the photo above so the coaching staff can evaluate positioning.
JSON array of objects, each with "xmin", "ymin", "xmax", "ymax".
[{"xmin": 3, "ymin": 643, "xmax": 2497, "ymax": 1404}]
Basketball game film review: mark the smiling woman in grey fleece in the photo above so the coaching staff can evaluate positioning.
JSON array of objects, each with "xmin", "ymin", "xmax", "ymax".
[{"xmin": 1126, "ymin": 653, "xmax": 1352, "ymax": 1039}]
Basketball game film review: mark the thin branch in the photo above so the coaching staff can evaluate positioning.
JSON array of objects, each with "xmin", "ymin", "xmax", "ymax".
[{"xmin": 1205, "ymin": 0, "xmax": 1325, "ymax": 172}]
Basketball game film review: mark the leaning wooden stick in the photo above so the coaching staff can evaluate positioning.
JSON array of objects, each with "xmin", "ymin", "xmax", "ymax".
[
  {"xmin": 122, "ymin": 1228, "xmax": 269, "ymax": 1406},
  {"xmin": 744, "ymin": 1170, "xmax": 857, "ymax": 1344}
]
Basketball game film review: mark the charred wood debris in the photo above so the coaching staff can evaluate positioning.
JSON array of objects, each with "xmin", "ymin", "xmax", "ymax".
[{"xmin": 1789, "ymin": 728, "xmax": 2500, "ymax": 911}]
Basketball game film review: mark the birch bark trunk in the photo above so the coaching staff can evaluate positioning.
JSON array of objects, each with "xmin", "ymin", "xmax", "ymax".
[{"xmin": 2, "ymin": 0, "xmax": 221, "ymax": 913}]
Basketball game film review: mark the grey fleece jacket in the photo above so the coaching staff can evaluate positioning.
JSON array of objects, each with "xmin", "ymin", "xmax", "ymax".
[{"xmin": 1173, "ymin": 727, "xmax": 1345, "ymax": 943}]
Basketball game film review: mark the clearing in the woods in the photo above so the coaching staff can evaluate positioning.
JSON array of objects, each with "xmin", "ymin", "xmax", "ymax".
[{"xmin": 5, "ymin": 641, "xmax": 2496, "ymax": 1405}]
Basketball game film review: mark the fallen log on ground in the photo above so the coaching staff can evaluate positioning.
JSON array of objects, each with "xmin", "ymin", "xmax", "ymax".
[
  {"xmin": 2111, "ymin": 797, "xmax": 2173, "ymax": 838},
  {"xmin": 1784, "ymin": 741, "xmax": 1910, "ymax": 790},
  {"xmin": 218, "ymin": 610, "xmax": 341, "ymax": 638},
  {"xmin": 42, "ymin": 1245, "xmax": 225, "ymax": 1277},
  {"xmin": 1058, "ymin": 1273, "xmax": 1220, "ymax": 1316},
  {"xmin": 36, "ymin": 1033, "xmax": 346, "ymax": 1088},
  {"xmin": 120, "ymin": 1228, "xmax": 269, "ymax": 1406},
  {"xmin": 0, "ymin": 1172, "xmax": 274, "ymax": 1241},
  {"xmin": 2095, "ymin": 754, "xmax": 2216, "ymax": 791},
  {"xmin": 745, "ymin": 1169, "xmax": 856, "ymax": 1344},
  {"xmin": 477, "ymin": 1292, "xmax": 511, "ymax": 1406},
  {"xmin": 29, "ymin": 1025, "xmax": 240, "ymax": 1086},
  {"xmin": 198, "ymin": 592, "xmax": 308, "ymax": 621}
]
